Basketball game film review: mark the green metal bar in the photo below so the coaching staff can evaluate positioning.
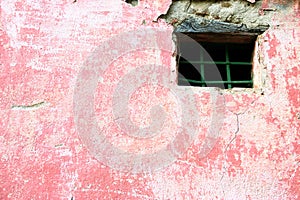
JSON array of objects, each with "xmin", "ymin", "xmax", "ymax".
[
  {"xmin": 225, "ymin": 45, "xmax": 232, "ymax": 89},
  {"xmin": 179, "ymin": 78, "xmax": 253, "ymax": 84},
  {"xmin": 200, "ymin": 48, "xmax": 205, "ymax": 87},
  {"xmin": 178, "ymin": 42, "xmax": 253, "ymax": 89},
  {"xmin": 180, "ymin": 61, "xmax": 252, "ymax": 65}
]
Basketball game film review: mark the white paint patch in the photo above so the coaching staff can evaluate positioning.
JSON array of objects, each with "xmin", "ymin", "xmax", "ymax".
[
  {"xmin": 58, "ymin": 148, "xmax": 73, "ymax": 157},
  {"xmin": 52, "ymin": 0, "xmax": 122, "ymax": 40},
  {"xmin": 26, "ymin": 58, "xmax": 52, "ymax": 72},
  {"xmin": 1, "ymin": 0, "xmax": 27, "ymax": 49}
]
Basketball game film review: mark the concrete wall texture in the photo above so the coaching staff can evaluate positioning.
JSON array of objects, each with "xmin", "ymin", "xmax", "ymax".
[{"xmin": 0, "ymin": 0, "xmax": 299, "ymax": 199}]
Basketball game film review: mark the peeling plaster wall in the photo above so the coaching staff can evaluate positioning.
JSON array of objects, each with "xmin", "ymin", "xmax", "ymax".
[{"xmin": 0, "ymin": 0, "xmax": 299, "ymax": 199}]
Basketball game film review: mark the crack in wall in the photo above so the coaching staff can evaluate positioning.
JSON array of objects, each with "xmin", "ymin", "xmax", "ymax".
[
  {"xmin": 219, "ymin": 96, "xmax": 261, "ymax": 195},
  {"xmin": 11, "ymin": 101, "xmax": 48, "ymax": 110},
  {"xmin": 225, "ymin": 113, "xmax": 240, "ymax": 152},
  {"xmin": 220, "ymin": 112, "xmax": 240, "ymax": 197}
]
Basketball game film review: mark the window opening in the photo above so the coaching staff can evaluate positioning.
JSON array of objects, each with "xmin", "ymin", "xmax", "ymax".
[
  {"xmin": 177, "ymin": 33, "xmax": 256, "ymax": 89},
  {"xmin": 125, "ymin": 0, "xmax": 138, "ymax": 6}
]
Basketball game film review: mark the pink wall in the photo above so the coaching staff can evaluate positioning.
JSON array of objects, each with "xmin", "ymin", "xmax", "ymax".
[{"xmin": 0, "ymin": 0, "xmax": 299, "ymax": 199}]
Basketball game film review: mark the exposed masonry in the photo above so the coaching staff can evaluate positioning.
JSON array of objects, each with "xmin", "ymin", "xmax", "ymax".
[{"xmin": 160, "ymin": 0, "xmax": 278, "ymax": 30}]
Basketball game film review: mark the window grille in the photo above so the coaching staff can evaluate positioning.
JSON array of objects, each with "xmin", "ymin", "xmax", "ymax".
[{"xmin": 178, "ymin": 39, "xmax": 255, "ymax": 89}]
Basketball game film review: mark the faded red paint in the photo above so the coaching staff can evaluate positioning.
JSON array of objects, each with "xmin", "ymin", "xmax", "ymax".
[
  {"xmin": 1, "ymin": 0, "xmax": 300, "ymax": 199},
  {"xmin": 286, "ymin": 66, "xmax": 300, "ymax": 110},
  {"xmin": 266, "ymin": 33, "xmax": 281, "ymax": 58}
]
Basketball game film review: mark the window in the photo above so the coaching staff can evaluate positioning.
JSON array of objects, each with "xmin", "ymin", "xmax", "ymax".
[
  {"xmin": 125, "ymin": 0, "xmax": 138, "ymax": 6},
  {"xmin": 176, "ymin": 33, "xmax": 257, "ymax": 89}
]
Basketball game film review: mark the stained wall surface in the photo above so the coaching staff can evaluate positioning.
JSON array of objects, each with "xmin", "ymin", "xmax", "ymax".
[{"xmin": 0, "ymin": 0, "xmax": 299, "ymax": 199}]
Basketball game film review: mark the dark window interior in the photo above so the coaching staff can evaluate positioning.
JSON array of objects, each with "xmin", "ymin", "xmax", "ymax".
[
  {"xmin": 177, "ymin": 34, "xmax": 255, "ymax": 89},
  {"xmin": 125, "ymin": 0, "xmax": 138, "ymax": 6}
]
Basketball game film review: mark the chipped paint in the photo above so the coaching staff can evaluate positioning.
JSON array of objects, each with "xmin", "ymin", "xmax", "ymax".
[{"xmin": 0, "ymin": 0, "xmax": 299, "ymax": 199}]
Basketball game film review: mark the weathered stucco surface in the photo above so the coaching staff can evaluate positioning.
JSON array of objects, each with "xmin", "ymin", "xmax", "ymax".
[{"xmin": 0, "ymin": 0, "xmax": 299, "ymax": 199}]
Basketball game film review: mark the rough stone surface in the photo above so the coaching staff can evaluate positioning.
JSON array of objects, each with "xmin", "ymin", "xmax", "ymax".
[
  {"xmin": 0, "ymin": 0, "xmax": 300, "ymax": 199},
  {"xmin": 174, "ymin": 17, "xmax": 269, "ymax": 33},
  {"xmin": 161, "ymin": 0, "xmax": 279, "ymax": 29}
]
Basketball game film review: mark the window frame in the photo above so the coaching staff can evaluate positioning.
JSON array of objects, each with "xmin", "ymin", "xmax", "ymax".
[{"xmin": 176, "ymin": 32, "xmax": 257, "ymax": 89}]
